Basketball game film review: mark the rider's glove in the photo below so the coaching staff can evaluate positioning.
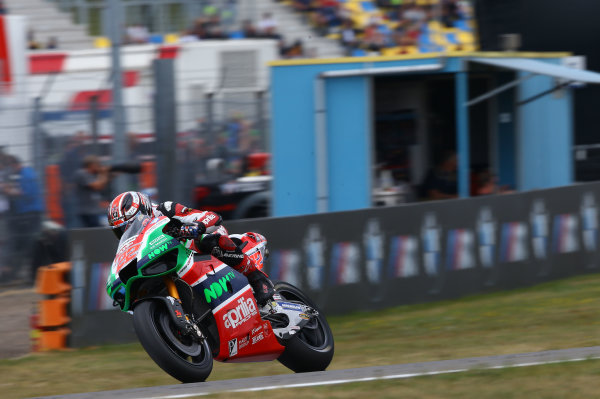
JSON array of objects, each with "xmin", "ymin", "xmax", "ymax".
[{"xmin": 178, "ymin": 223, "xmax": 206, "ymax": 239}]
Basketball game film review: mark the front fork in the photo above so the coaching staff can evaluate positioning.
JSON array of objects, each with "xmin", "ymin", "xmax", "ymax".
[{"xmin": 162, "ymin": 276, "xmax": 204, "ymax": 339}]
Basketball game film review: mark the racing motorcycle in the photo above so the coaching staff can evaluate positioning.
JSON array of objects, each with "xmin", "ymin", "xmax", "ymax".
[{"xmin": 106, "ymin": 214, "xmax": 334, "ymax": 383}]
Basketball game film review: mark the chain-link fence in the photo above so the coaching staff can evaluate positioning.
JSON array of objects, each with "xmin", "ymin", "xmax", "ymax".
[{"xmin": 0, "ymin": 87, "xmax": 270, "ymax": 286}]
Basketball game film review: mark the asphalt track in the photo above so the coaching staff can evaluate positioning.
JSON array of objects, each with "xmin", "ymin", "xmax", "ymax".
[{"xmin": 31, "ymin": 346, "xmax": 600, "ymax": 399}]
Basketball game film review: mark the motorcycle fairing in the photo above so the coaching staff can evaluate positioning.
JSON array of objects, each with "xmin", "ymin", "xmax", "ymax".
[
  {"xmin": 211, "ymin": 286, "xmax": 284, "ymax": 362},
  {"xmin": 183, "ymin": 256, "xmax": 284, "ymax": 361},
  {"xmin": 107, "ymin": 216, "xmax": 193, "ymax": 311}
]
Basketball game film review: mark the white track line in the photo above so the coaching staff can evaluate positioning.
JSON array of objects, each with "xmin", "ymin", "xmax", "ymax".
[{"xmin": 142, "ymin": 355, "xmax": 600, "ymax": 399}]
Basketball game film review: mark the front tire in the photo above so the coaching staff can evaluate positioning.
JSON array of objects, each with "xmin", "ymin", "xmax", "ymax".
[
  {"xmin": 275, "ymin": 282, "xmax": 334, "ymax": 372},
  {"xmin": 133, "ymin": 299, "xmax": 213, "ymax": 383}
]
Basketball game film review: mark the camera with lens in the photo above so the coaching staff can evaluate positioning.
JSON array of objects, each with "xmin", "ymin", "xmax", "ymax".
[{"xmin": 109, "ymin": 162, "xmax": 142, "ymax": 174}]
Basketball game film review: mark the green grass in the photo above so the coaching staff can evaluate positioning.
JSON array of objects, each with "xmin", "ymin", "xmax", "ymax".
[
  {"xmin": 2, "ymin": 273, "xmax": 600, "ymax": 398},
  {"xmin": 205, "ymin": 359, "xmax": 600, "ymax": 399}
]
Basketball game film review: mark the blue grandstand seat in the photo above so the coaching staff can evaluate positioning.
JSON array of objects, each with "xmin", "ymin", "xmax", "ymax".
[
  {"xmin": 446, "ymin": 32, "xmax": 459, "ymax": 44},
  {"xmin": 229, "ymin": 31, "xmax": 245, "ymax": 39},
  {"xmin": 352, "ymin": 48, "xmax": 368, "ymax": 56},
  {"xmin": 453, "ymin": 19, "xmax": 472, "ymax": 32},
  {"xmin": 149, "ymin": 34, "xmax": 164, "ymax": 44},
  {"xmin": 361, "ymin": 1, "xmax": 376, "ymax": 12}
]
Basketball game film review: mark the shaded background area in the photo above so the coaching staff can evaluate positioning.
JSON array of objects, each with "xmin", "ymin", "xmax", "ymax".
[{"xmin": 475, "ymin": 0, "xmax": 600, "ymax": 180}]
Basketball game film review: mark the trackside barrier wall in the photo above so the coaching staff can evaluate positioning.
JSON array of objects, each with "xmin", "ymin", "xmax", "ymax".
[{"xmin": 67, "ymin": 182, "xmax": 600, "ymax": 347}]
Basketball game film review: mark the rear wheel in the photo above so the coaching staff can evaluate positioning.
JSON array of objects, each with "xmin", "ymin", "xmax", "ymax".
[
  {"xmin": 275, "ymin": 282, "xmax": 334, "ymax": 372},
  {"xmin": 133, "ymin": 299, "xmax": 213, "ymax": 383}
]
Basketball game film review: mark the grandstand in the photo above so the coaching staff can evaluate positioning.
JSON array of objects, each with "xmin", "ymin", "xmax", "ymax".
[{"xmin": 4, "ymin": 0, "xmax": 476, "ymax": 57}]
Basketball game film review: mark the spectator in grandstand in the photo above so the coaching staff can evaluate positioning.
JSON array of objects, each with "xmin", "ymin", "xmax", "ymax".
[
  {"xmin": 392, "ymin": 20, "xmax": 420, "ymax": 47},
  {"xmin": 257, "ymin": 12, "xmax": 280, "ymax": 38},
  {"xmin": 281, "ymin": 39, "xmax": 305, "ymax": 58},
  {"xmin": 311, "ymin": 0, "xmax": 343, "ymax": 36},
  {"xmin": 74, "ymin": 155, "xmax": 111, "ymax": 228},
  {"xmin": 46, "ymin": 37, "xmax": 58, "ymax": 49},
  {"xmin": 419, "ymin": 151, "xmax": 458, "ymax": 201},
  {"xmin": 204, "ymin": 14, "xmax": 228, "ymax": 39},
  {"xmin": 362, "ymin": 22, "xmax": 387, "ymax": 53},
  {"xmin": 441, "ymin": 0, "xmax": 466, "ymax": 27},
  {"xmin": 402, "ymin": 3, "xmax": 428, "ymax": 24},
  {"xmin": 125, "ymin": 24, "xmax": 150, "ymax": 44},
  {"xmin": 27, "ymin": 29, "xmax": 41, "ymax": 50},
  {"xmin": 4, "ymin": 155, "xmax": 44, "ymax": 281},
  {"xmin": 340, "ymin": 19, "xmax": 359, "ymax": 55},
  {"xmin": 241, "ymin": 19, "xmax": 260, "ymax": 38}
]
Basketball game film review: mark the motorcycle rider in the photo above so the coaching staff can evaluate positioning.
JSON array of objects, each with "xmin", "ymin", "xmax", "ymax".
[{"xmin": 107, "ymin": 191, "xmax": 275, "ymax": 306}]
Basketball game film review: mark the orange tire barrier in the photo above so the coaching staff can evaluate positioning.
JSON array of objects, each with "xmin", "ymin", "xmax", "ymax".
[
  {"xmin": 38, "ymin": 296, "xmax": 71, "ymax": 327},
  {"xmin": 39, "ymin": 328, "xmax": 71, "ymax": 351},
  {"xmin": 35, "ymin": 262, "xmax": 72, "ymax": 296},
  {"xmin": 33, "ymin": 262, "xmax": 72, "ymax": 351}
]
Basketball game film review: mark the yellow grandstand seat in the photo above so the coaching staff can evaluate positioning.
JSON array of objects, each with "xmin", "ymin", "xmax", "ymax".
[
  {"xmin": 427, "ymin": 20, "xmax": 444, "ymax": 32},
  {"xmin": 164, "ymin": 33, "xmax": 179, "ymax": 44},
  {"xmin": 457, "ymin": 31, "xmax": 475, "ymax": 45},
  {"xmin": 431, "ymin": 32, "xmax": 448, "ymax": 46},
  {"xmin": 381, "ymin": 45, "xmax": 419, "ymax": 56},
  {"xmin": 94, "ymin": 37, "xmax": 111, "ymax": 48}
]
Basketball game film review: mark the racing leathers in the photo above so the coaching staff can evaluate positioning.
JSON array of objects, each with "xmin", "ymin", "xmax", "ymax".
[{"xmin": 155, "ymin": 201, "xmax": 275, "ymax": 306}]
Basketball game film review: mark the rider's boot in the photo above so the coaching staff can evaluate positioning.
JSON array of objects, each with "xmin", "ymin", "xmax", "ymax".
[
  {"xmin": 246, "ymin": 268, "xmax": 275, "ymax": 307},
  {"xmin": 233, "ymin": 253, "xmax": 275, "ymax": 306}
]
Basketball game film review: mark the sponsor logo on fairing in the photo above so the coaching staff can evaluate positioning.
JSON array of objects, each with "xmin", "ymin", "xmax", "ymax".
[
  {"xmin": 252, "ymin": 332, "xmax": 264, "ymax": 345},
  {"xmin": 148, "ymin": 243, "xmax": 169, "ymax": 260},
  {"xmin": 223, "ymin": 297, "xmax": 257, "ymax": 328},
  {"xmin": 280, "ymin": 302, "xmax": 303, "ymax": 312},
  {"xmin": 149, "ymin": 235, "xmax": 169, "ymax": 246},
  {"xmin": 251, "ymin": 326, "xmax": 263, "ymax": 335},
  {"xmin": 228, "ymin": 338, "xmax": 238, "ymax": 356},
  {"xmin": 201, "ymin": 213, "xmax": 216, "ymax": 226},
  {"xmin": 204, "ymin": 271, "xmax": 236, "ymax": 303},
  {"xmin": 238, "ymin": 335, "xmax": 250, "ymax": 349}
]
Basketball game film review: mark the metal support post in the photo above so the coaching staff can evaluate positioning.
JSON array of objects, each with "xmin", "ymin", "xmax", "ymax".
[
  {"xmin": 153, "ymin": 58, "xmax": 178, "ymax": 202},
  {"xmin": 255, "ymin": 90, "xmax": 266, "ymax": 151},
  {"xmin": 89, "ymin": 95, "xmax": 99, "ymax": 156},
  {"xmin": 32, "ymin": 97, "xmax": 46, "ymax": 198},
  {"xmin": 455, "ymin": 71, "xmax": 470, "ymax": 198},
  {"xmin": 108, "ymin": 0, "xmax": 128, "ymax": 194}
]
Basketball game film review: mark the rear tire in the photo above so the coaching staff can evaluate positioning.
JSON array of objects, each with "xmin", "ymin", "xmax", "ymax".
[
  {"xmin": 133, "ymin": 299, "xmax": 213, "ymax": 383},
  {"xmin": 275, "ymin": 282, "xmax": 334, "ymax": 372}
]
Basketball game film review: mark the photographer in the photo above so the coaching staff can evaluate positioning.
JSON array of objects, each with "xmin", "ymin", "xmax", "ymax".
[{"xmin": 74, "ymin": 155, "xmax": 111, "ymax": 227}]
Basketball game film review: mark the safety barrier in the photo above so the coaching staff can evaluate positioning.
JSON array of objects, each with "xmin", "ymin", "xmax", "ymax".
[
  {"xmin": 66, "ymin": 182, "xmax": 600, "ymax": 347},
  {"xmin": 32, "ymin": 262, "xmax": 72, "ymax": 351}
]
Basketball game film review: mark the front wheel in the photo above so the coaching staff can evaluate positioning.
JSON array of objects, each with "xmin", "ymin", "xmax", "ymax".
[
  {"xmin": 275, "ymin": 282, "xmax": 335, "ymax": 372},
  {"xmin": 133, "ymin": 299, "xmax": 213, "ymax": 383}
]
